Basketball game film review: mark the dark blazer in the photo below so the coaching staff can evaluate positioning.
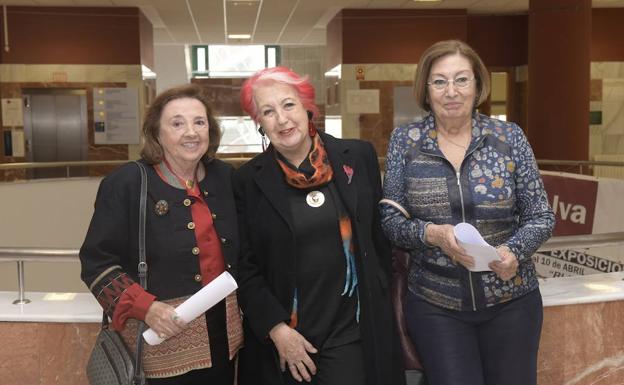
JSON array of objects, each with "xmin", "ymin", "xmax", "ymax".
[
  {"xmin": 234, "ymin": 132, "xmax": 405, "ymax": 385},
  {"xmin": 80, "ymin": 159, "xmax": 239, "ymax": 302}
]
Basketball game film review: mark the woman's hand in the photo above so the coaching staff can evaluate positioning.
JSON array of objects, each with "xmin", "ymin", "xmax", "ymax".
[
  {"xmin": 144, "ymin": 301, "xmax": 186, "ymax": 339},
  {"xmin": 425, "ymin": 224, "xmax": 475, "ymax": 269},
  {"xmin": 489, "ymin": 245, "xmax": 519, "ymax": 281},
  {"xmin": 269, "ymin": 322, "xmax": 318, "ymax": 382}
]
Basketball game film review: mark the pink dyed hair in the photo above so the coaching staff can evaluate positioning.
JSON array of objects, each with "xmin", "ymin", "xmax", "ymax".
[{"xmin": 240, "ymin": 66, "xmax": 319, "ymax": 122}]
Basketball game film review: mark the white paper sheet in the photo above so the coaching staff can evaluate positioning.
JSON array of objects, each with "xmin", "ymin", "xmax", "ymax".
[
  {"xmin": 453, "ymin": 223, "xmax": 501, "ymax": 272},
  {"xmin": 143, "ymin": 271, "xmax": 238, "ymax": 345}
]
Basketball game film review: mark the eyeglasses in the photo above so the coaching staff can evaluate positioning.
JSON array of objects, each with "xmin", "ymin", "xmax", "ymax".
[{"xmin": 427, "ymin": 76, "xmax": 474, "ymax": 90}]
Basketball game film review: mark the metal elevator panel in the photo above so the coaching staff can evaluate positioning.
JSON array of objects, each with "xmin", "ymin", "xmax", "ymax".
[
  {"xmin": 30, "ymin": 95, "xmax": 58, "ymax": 163},
  {"xmin": 22, "ymin": 89, "xmax": 88, "ymax": 179}
]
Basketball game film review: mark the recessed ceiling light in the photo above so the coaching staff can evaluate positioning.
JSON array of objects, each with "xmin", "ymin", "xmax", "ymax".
[{"xmin": 228, "ymin": 34, "xmax": 251, "ymax": 39}]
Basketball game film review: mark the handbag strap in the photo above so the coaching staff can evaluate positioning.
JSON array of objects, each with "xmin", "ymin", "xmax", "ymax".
[
  {"xmin": 133, "ymin": 160, "xmax": 148, "ymax": 385},
  {"xmin": 97, "ymin": 161, "xmax": 149, "ymax": 385}
]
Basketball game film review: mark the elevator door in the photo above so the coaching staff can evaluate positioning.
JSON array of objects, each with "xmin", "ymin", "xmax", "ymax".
[{"xmin": 23, "ymin": 89, "xmax": 88, "ymax": 178}]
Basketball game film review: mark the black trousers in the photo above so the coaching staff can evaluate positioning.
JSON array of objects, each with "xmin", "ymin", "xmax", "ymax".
[
  {"xmin": 281, "ymin": 340, "xmax": 366, "ymax": 385},
  {"xmin": 147, "ymin": 301, "xmax": 234, "ymax": 385},
  {"xmin": 405, "ymin": 289, "xmax": 543, "ymax": 385}
]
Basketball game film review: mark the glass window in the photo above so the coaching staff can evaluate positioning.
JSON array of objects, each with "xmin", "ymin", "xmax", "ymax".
[
  {"xmin": 490, "ymin": 72, "xmax": 508, "ymax": 121},
  {"xmin": 208, "ymin": 45, "xmax": 265, "ymax": 77},
  {"xmin": 197, "ymin": 47, "xmax": 207, "ymax": 72},
  {"xmin": 217, "ymin": 117, "xmax": 263, "ymax": 153},
  {"xmin": 191, "ymin": 45, "xmax": 209, "ymax": 76},
  {"xmin": 324, "ymin": 116, "xmax": 342, "ymax": 139},
  {"xmin": 266, "ymin": 45, "xmax": 279, "ymax": 68},
  {"xmin": 191, "ymin": 45, "xmax": 281, "ymax": 78}
]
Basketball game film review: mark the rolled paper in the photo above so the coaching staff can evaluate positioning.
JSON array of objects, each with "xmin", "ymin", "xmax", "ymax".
[{"xmin": 143, "ymin": 271, "xmax": 238, "ymax": 345}]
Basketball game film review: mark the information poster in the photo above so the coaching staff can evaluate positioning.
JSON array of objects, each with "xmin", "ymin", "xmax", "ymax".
[
  {"xmin": 93, "ymin": 88, "xmax": 140, "ymax": 144},
  {"xmin": 1, "ymin": 98, "xmax": 24, "ymax": 126},
  {"xmin": 11, "ymin": 130, "xmax": 25, "ymax": 157}
]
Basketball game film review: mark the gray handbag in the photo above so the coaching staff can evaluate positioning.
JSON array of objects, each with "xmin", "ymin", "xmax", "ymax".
[{"xmin": 86, "ymin": 161, "xmax": 149, "ymax": 385}]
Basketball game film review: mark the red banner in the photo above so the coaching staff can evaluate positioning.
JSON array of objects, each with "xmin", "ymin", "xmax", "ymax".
[{"xmin": 541, "ymin": 174, "xmax": 598, "ymax": 236}]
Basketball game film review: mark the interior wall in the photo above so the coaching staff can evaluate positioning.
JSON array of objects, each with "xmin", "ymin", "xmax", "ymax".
[
  {"xmin": 528, "ymin": 0, "xmax": 591, "ymax": 161},
  {"xmin": 591, "ymin": 8, "xmax": 624, "ymax": 61},
  {"xmin": 0, "ymin": 177, "xmax": 101, "ymax": 292},
  {"xmin": 325, "ymin": 7, "xmax": 624, "ymax": 161},
  {"xmin": 590, "ymin": 62, "xmax": 624, "ymax": 158},
  {"xmin": 0, "ymin": 64, "xmax": 144, "ymax": 180},
  {"xmin": 0, "ymin": 6, "xmax": 153, "ymax": 179},
  {"xmin": 467, "ymin": 15, "xmax": 528, "ymax": 67},
  {"xmin": 0, "ymin": 6, "xmax": 147, "ymax": 65},
  {"xmin": 327, "ymin": 8, "xmax": 624, "ymax": 67},
  {"xmin": 139, "ymin": 10, "xmax": 155, "ymax": 70},
  {"xmin": 154, "ymin": 45, "xmax": 190, "ymax": 94},
  {"xmin": 325, "ymin": 12, "xmax": 343, "ymax": 72},
  {"xmin": 338, "ymin": 9, "xmax": 468, "ymax": 65}
]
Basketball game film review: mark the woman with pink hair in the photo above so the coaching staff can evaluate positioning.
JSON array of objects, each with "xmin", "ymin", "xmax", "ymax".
[{"xmin": 234, "ymin": 66, "xmax": 405, "ymax": 385}]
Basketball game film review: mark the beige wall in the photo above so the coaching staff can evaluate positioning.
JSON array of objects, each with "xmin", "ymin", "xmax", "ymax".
[
  {"xmin": 590, "ymin": 62, "xmax": 624, "ymax": 159},
  {"xmin": 0, "ymin": 177, "xmax": 101, "ymax": 292}
]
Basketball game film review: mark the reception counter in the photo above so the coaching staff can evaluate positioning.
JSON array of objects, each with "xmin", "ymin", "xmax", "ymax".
[
  {"xmin": 1, "ymin": 273, "xmax": 624, "ymax": 385},
  {"xmin": 0, "ymin": 292, "xmax": 100, "ymax": 385},
  {"xmin": 538, "ymin": 272, "xmax": 624, "ymax": 385}
]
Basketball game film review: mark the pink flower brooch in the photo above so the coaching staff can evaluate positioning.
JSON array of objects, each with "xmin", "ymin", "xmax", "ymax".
[{"xmin": 343, "ymin": 165, "xmax": 354, "ymax": 184}]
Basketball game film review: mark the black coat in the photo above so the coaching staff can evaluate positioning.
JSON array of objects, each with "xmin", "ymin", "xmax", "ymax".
[
  {"xmin": 80, "ymin": 159, "xmax": 240, "ymax": 301},
  {"xmin": 234, "ymin": 132, "xmax": 405, "ymax": 385}
]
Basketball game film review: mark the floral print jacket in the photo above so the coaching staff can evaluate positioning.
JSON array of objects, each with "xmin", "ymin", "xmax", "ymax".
[{"xmin": 380, "ymin": 112, "xmax": 555, "ymax": 311}]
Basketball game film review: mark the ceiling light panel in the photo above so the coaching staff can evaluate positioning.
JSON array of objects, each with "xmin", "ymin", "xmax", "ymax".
[{"xmin": 226, "ymin": 0, "xmax": 260, "ymax": 40}]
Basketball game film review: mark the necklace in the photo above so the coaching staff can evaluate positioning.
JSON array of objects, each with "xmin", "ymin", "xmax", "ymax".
[
  {"xmin": 164, "ymin": 159, "xmax": 200, "ymax": 189},
  {"xmin": 437, "ymin": 129, "xmax": 469, "ymax": 151}
]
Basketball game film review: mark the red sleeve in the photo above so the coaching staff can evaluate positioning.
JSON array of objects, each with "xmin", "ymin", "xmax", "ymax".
[{"xmin": 111, "ymin": 283, "xmax": 156, "ymax": 331}]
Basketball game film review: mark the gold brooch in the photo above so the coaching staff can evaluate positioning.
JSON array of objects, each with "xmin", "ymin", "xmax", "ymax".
[{"xmin": 154, "ymin": 200, "xmax": 169, "ymax": 216}]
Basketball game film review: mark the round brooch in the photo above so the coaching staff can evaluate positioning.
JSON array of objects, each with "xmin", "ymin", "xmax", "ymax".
[
  {"xmin": 306, "ymin": 191, "xmax": 325, "ymax": 208},
  {"xmin": 154, "ymin": 200, "xmax": 169, "ymax": 216}
]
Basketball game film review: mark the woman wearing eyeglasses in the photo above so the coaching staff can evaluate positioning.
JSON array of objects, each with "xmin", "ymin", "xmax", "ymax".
[{"xmin": 380, "ymin": 40, "xmax": 554, "ymax": 385}]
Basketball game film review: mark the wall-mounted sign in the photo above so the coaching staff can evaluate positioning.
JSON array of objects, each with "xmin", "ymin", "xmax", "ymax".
[
  {"xmin": 11, "ymin": 129, "xmax": 25, "ymax": 157},
  {"xmin": 1, "ymin": 98, "xmax": 24, "ymax": 127},
  {"xmin": 356, "ymin": 66, "xmax": 365, "ymax": 81},
  {"xmin": 93, "ymin": 88, "xmax": 140, "ymax": 145}
]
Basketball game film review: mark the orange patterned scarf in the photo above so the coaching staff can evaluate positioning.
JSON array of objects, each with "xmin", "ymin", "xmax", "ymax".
[{"xmin": 275, "ymin": 134, "xmax": 333, "ymax": 189}]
